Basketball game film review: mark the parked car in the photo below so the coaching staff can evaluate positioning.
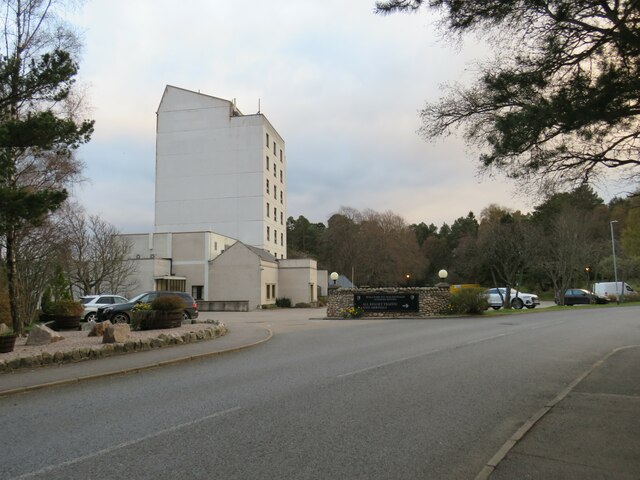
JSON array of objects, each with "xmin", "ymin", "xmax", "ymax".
[
  {"xmin": 80, "ymin": 294, "xmax": 128, "ymax": 322},
  {"xmin": 559, "ymin": 289, "xmax": 609, "ymax": 306},
  {"xmin": 96, "ymin": 291, "xmax": 198, "ymax": 323},
  {"xmin": 486, "ymin": 287, "xmax": 540, "ymax": 310}
]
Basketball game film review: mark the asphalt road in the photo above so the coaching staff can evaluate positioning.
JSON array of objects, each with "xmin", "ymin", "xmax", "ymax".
[{"xmin": 2, "ymin": 307, "xmax": 639, "ymax": 480}]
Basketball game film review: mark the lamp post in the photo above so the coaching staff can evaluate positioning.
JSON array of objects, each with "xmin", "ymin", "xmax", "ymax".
[
  {"xmin": 330, "ymin": 271, "xmax": 339, "ymax": 286},
  {"xmin": 610, "ymin": 220, "xmax": 619, "ymax": 303},
  {"xmin": 437, "ymin": 269, "xmax": 448, "ymax": 288}
]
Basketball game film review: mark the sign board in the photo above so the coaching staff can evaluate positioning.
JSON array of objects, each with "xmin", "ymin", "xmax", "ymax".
[{"xmin": 354, "ymin": 293, "xmax": 419, "ymax": 313}]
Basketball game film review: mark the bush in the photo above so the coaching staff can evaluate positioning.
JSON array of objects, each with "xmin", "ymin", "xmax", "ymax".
[
  {"xmin": 44, "ymin": 300, "xmax": 84, "ymax": 317},
  {"xmin": 447, "ymin": 288, "xmax": 488, "ymax": 315},
  {"xmin": 276, "ymin": 297, "xmax": 292, "ymax": 308},
  {"xmin": 151, "ymin": 295, "xmax": 184, "ymax": 312}
]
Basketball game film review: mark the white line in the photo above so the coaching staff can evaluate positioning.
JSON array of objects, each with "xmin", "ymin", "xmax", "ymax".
[
  {"xmin": 10, "ymin": 406, "xmax": 241, "ymax": 479},
  {"xmin": 337, "ymin": 348, "xmax": 444, "ymax": 378},
  {"xmin": 338, "ymin": 331, "xmax": 516, "ymax": 379}
]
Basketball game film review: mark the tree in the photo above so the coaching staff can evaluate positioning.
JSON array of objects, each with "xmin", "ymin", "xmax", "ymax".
[
  {"xmin": 319, "ymin": 207, "xmax": 426, "ymax": 287},
  {"xmin": 0, "ymin": 0, "xmax": 94, "ymax": 334},
  {"xmin": 286, "ymin": 215, "xmax": 325, "ymax": 259},
  {"xmin": 376, "ymin": 0, "xmax": 640, "ymax": 188},
  {"xmin": 60, "ymin": 205, "xmax": 137, "ymax": 296}
]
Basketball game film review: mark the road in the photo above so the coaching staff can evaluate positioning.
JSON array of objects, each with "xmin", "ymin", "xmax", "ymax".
[{"xmin": 1, "ymin": 306, "xmax": 639, "ymax": 479}]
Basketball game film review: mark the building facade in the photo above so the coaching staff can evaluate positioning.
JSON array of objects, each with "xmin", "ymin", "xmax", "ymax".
[
  {"xmin": 118, "ymin": 86, "xmax": 319, "ymax": 310},
  {"xmin": 155, "ymin": 85, "xmax": 287, "ymax": 259}
]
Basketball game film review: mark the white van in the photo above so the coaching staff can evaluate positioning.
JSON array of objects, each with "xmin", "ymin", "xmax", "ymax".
[{"xmin": 592, "ymin": 282, "xmax": 636, "ymax": 297}]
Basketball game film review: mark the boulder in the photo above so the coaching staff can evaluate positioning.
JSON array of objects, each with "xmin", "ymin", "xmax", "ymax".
[
  {"xmin": 26, "ymin": 324, "xmax": 64, "ymax": 346},
  {"xmin": 103, "ymin": 323, "xmax": 131, "ymax": 344},
  {"xmin": 88, "ymin": 320, "xmax": 112, "ymax": 337}
]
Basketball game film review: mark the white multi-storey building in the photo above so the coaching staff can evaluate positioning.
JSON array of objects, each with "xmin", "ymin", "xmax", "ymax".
[
  {"xmin": 155, "ymin": 85, "xmax": 287, "ymax": 259},
  {"xmin": 118, "ymin": 86, "xmax": 319, "ymax": 310}
]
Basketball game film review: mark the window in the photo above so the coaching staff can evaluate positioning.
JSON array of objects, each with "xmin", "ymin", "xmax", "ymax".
[
  {"xmin": 266, "ymin": 132, "xmax": 269, "ymax": 147},
  {"xmin": 266, "ymin": 156, "xmax": 269, "ymax": 170},
  {"xmin": 280, "ymin": 191, "xmax": 283, "ymax": 204},
  {"xmin": 214, "ymin": 241, "xmax": 217, "ymax": 251},
  {"xmin": 273, "ymin": 141, "xmax": 276, "ymax": 154},
  {"xmin": 274, "ymin": 229, "xmax": 277, "ymax": 243},
  {"xmin": 192, "ymin": 286, "xmax": 203, "ymax": 300},
  {"xmin": 267, "ymin": 226, "xmax": 270, "ymax": 241},
  {"xmin": 280, "ymin": 170, "xmax": 283, "ymax": 182},
  {"xmin": 274, "ymin": 185, "xmax": 277, "ymax": 199},
  {"xmin": 266, "ymin": 284, "xmax": 276, "ymax": 300},
  {"xmin": 273, "ymin": 163, "xmax": 276, "ymax": 177},
  {"xmin": 280, "ymin": 149, "xmax": 283, "ymax": 162},
  {"xmin": 280, "ymin": 212, "xmax": 283, "ymax": 224},
  {"xmin": 274, "ymin": 207, "xmax": 277, "ymax": 219},
  {"xmin": 266, "ymin": 179, "xmax": 269, "ymax": 194},
  {"xmin": 281, "ymin": 232, "xmax": 284, "ymax": 245},
  {"xmin": 267, "ymin": 202, "xmax": 270, "ymax": 217}
]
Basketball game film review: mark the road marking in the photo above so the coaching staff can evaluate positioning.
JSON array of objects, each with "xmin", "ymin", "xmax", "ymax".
[
  {"xmin": 10, "ymin": 406, "xmax": 241, "ymax": 479},
  {"xmin": 337, "ymin": 348, "xmax": 445, "ymax": 378},
  {"xmin": 337, "ymin": 319, "xmax": 565, "ymax": 379}
]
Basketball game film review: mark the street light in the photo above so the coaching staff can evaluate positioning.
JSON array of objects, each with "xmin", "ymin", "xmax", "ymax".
[
  {"xmin": 330, "ymin": 271, "xmax": 339, "ymax": 286},
  {"xmin": 610, "ymin": 221, "xmax": 619, "ymax": 303},
  {"xmin": 437, "ymin": 269, "xmax": 448, "ymax": 288}
]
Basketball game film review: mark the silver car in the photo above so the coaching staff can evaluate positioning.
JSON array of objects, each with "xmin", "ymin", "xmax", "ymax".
[
  {"xmin": 486, "ymin": 288, "xmax": 540, "ymax": 310},
  {"xmin": 80, "ymin": 295, "xmax": 128, "ymax": 322}
]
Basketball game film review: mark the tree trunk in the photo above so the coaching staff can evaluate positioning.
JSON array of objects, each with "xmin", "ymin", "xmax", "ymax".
[{"xmin": 6, "ymin": 227, "xmax": 21, "ymax": 335}]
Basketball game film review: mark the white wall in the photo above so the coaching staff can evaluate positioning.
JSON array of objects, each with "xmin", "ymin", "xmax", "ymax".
[
  {"xmin": 209, "ymin": 243, "xmax": 264, "ymax": 310},
  {"xmin": 278, "ymin": 259, "xmax": 318, "ymax": 306},
  {"xmin": 155, "ymin": 85, "xmax": 287, "ymax": 259}
]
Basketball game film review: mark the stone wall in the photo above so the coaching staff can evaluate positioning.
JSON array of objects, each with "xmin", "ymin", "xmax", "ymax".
[{"xmin": 327, "ymin": 287, "xmax": 451, "ymax": 318}]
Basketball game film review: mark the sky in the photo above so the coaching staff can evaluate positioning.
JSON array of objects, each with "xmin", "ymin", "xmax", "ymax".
[{"xmin": 67, "ymin": 0, "xmax": 624, "ymax": 234}]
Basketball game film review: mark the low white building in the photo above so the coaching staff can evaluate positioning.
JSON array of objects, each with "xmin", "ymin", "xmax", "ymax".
[{"xmin": 121, "ymin": 231, "xmax": 317, "ymax": 310}]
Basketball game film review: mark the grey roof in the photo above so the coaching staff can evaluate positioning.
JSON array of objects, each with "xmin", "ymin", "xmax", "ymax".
[{"xmin": 243, "ymin": 244, "xmax": 277, "ymax": 262}]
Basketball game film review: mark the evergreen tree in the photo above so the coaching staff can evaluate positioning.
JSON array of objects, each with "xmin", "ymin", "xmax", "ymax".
[
  {"xmin": 0, "ymin": 1, "xmax": 93, "ymax": 334},
  {"xmin": 376, "ymin": 0, "xmax": 640, "ymax": 188}
]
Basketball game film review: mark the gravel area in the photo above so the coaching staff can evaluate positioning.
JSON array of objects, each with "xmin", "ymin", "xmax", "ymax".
[{"xmin": 1, "ymin": 322, "xmax": 222, "ymax": 364}]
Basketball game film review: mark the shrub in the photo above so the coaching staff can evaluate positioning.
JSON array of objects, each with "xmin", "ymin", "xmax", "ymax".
[
  {"xmin": 44, "ymin": 300, "xmax": 84, "ymax": 317},
  {"xmin": 276, "ymin": 297, "xmax": 292, "ymax": 308},
  {"xmin": 447, "ymin": 288, "xmax": 488, "ymax": 315},
  {"xmin": 342, "ymin": 306, "xmax": 364, "ymax": 318},
  {"xmin": 151, "ymin": 295, "xmax": 184, "ymax": 312}
]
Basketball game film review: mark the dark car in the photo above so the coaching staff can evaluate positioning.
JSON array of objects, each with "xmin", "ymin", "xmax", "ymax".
[
  {"xmin": 96, "ymin": 291, "xmax": 198, "ymax": 323},
  {"xmin": 560, "ymin": 289, "xmax": 609, "ymax": 306}
]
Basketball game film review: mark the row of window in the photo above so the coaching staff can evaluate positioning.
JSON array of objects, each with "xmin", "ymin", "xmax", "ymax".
[
  {"xmin": 265, "ymin": 157, "xmax": 284, "ymax": 182},
  {"xmin": 266, "ymin": 226, "xmax": 284, "ymax": 246},
  {"xmin": 265, "ymin": 133, "xmax": 284, "ymax": 162},
  {"xmin": 265, "ymin": 179, "xmax": 284, "ymax": 204},
  {"xmin": 267, "ymin": 202, "xmax": 284, "ymax": 225}
]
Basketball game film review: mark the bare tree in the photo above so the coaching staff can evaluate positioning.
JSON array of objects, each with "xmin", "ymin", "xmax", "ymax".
[{"xmin": 60, "ymin": 205, "xmax": 137, "ymax": 295}]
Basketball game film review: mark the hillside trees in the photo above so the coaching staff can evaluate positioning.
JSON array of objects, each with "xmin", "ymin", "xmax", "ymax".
[
  {"xmin": 0, "ymin": 0, "xmax": 94, "ymax": 334},
  {"xmin": 319, "ymin": 207, "xmax": 425, "ymax": 287},
  {"xmin": 376, "ymin": 0, "xmax": 640, "ymax": 189}
]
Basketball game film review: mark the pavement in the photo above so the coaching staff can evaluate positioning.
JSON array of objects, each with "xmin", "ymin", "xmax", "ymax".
[{"xmin": 1, "ymin": 308, "xmax": 639, "ymax": 479}]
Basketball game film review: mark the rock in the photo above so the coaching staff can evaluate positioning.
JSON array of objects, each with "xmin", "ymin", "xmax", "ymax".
[
  {"xmin": 88, "ymin": 320, "xmax": 112, "ymax": 337},
  {"xmin": 0, "ymin": 323, "xmax": 11, "ymax": 335},
  {"xmin": 102, "ymin": 323, "xmax": 131, "ymax": 343},
  {"xmin": 26, "ymin": 324, "xmax": 64, "ymax": 346}
]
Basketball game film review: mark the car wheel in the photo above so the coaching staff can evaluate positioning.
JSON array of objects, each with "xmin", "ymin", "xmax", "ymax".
[
  {"xmin": 112, "ymin": 312, "xmax": 129, "ymax": 323},
  {"xmin": 85, "ymin": 312, "xmax": 97, "ymax": 322},
  {"xmin": 491, "ymin": 306, "xmax": 501, "ymax": 310},
  {"xmin": 182, "ymin": 311, "xmax": 190, "ymax": 321},
  {"xmin": 525, "ymin": 305, "xmax": 535, "ymax": 309},
  {"xmin": 511, "ymin": 298, "xmax": 524, "ymax": 310}
]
